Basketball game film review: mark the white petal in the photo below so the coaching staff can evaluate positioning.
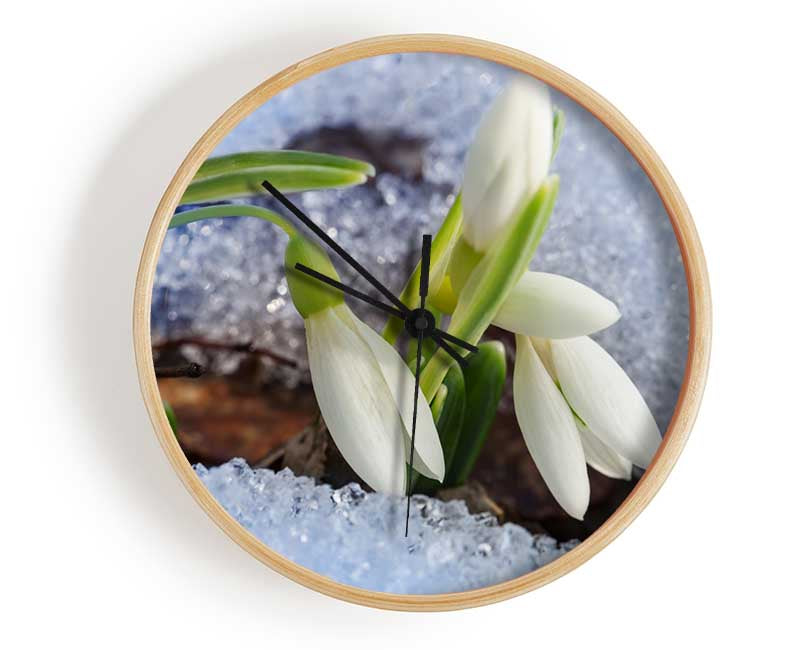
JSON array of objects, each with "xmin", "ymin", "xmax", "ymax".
[
  {"xmin": 519, "ymin": 81, "xmax": 553, "ymax": 198},
  {"xmin": 530, "ymin": 337, "xmax": 558, "ymax": 381},
  {"xmin": 306, "ymin": 308, "xmax": 407, "ymax": 495},
  {"xmin": 513, "ymin": 335, "xmax": 590, "ymax": 520},
  {"xmin": 462, "ymin": 77, "xmax": 553, "ymax": 251},
  {"xmin": 578, "ymin": 421, "xmax": 632, "ymax": 480},
  {"xmin": 348, "ymin": 308, "xmax": 445, "ymax": 482},
  {"xmin": 494, "ymin": 271, "xmax": 620, "ymax": 338},
  {"xmin": 551, "ymin": 336, "xmax": 662, "ymax": 468},
  {"xmin": 466, "ymin": 158, "xmax": 520, "ymax": 252}
]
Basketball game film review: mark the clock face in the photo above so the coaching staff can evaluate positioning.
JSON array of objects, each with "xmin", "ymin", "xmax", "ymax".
[{"xmin": 142, "ymin": 40, "xmax": 705, "ymax": 606}]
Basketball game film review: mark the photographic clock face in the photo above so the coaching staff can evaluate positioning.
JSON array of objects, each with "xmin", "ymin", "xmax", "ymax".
[{"xmin": 142, "ymin": 40, "xmax": 705, "ymax": 606}]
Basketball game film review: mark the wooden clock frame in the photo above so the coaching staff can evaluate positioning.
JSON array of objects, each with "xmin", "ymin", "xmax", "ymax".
[{"xmin": 133, "ymin": 34, "xmax": 711, "ymax": 611}]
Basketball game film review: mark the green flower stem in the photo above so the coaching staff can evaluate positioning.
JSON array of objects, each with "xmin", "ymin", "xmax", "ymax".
[
  {"xmin": 169, "ymin": 204, "xmax": 296, "ymax": 237},
  {"xmin": 419, "ymin": 176, "xmax": 559, "ymax": 398},
  {"xmin": 382, "ymin": 194, "xmax": 463, "ymax": 345},
  {"xmin": 418, "ymin": 350, "xmax": 456, "ymax": 406}
]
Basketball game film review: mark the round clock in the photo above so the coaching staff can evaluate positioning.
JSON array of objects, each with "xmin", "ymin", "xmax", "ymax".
[{"xmin": 134, "ymin": 34, "xmax": 710, "ymax": 610}]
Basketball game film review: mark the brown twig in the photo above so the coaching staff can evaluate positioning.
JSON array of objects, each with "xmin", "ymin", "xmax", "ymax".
[
  {"xmin": 152, "ymin": 337, "xmax": 297, "ymax": 368},
  {"xmin": 155, "ymin": 362, "xmax": 206, "ymax": 378}
]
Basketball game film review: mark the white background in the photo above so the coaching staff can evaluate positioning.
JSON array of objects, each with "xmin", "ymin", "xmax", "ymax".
[{"xmin": 3, "ymin": 1, "xmax": 798, "ymax": 647}]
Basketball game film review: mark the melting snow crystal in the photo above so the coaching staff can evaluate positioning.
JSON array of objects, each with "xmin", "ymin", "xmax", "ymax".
[{"xmin": 197, "ymin": 459, "xmax": 578, "ymax": 594}]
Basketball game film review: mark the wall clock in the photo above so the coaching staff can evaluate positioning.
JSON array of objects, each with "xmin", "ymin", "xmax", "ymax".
[{"xmin": 133, "ymin": 34, "xmax": 710, "ymax": 610}]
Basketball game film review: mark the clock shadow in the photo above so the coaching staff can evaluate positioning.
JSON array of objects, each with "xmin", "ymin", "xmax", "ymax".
[{"xmin": 59, "ymin": 18, "xmax": 418, "ymax": 619}]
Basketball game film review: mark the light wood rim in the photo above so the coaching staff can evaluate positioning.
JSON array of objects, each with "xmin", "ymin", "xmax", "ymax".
[{"xmin": 133, "ymin": 34, "xmax": 711, "ymax": 611}]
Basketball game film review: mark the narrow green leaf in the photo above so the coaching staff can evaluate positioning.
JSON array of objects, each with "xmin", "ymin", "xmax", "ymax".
[
  {"xmin": 420, "ymin": 176, "xmax": 559, "ymax": 398},
  {"xmin": 180, "ymin": 166, "xmax": 372, "ymax": 205},
  {"xmin": 383, "ymin": 194, "xmax": 463, "ymax": 345},
  {"xmin": 446, "ymin": 341, "xmax": 506, "ymax": 486},
  {"xmin": 413, "ymin": 365, "xmax": 466, "ymax": 495},
  {"xmin": 434, "ymin": 366, "xmax": 466, "ymax": 471},
  {"xmin": 169, "ymin": 204, "xmax": 296, "ymax": 236},
  {"xmin": 192, "ymin": 150, "xmax": 375, "ymax": 182}
]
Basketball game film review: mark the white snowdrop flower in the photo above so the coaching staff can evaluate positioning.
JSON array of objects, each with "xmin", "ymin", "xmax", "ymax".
[
  {"xmin": 461, "ymin": 76, "xmax": 553, "ymax": 252},
  {"xmin": 512, "ymin": 333, "xmax": 661, "ymax": 519},
  {"xmin": 286, "ymin": 236, "xmax": 444, "ymax": 496},
  {"xmin": 493, "ymin": 271, "xmax": 621, "ymax": 339}
]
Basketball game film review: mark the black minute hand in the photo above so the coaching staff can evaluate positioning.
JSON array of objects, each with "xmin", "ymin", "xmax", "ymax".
[
  {"xmin": 262, "ymin": 179, "xmax": 409, "ymax": 315},
  {"xmin": 263, "ymin": 179, "xmax": 478, "ymax": 360}
]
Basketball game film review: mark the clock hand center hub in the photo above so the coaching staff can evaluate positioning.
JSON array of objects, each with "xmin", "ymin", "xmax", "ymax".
[{"xmin": 405, "ymin": 307, "xmax": 436, "ymax": 337}]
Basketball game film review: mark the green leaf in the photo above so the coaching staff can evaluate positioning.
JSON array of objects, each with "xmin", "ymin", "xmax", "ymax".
[
  {"xmin": 446, "ymin": 341, "xmax": 506, "ymax": 486},
  {"xmin": 413, "ymin": 364, "xmax": 466, "ymax": 495},
  {"xmin": 179, "ymin": 150, "xmax": 375, "ymax": 205},
  {"xmin": 163, "ymin": 400, "xmax": 179, "ymax": 436},
  {"xmin": 382, "ymin": 194, "xmax": 463, "ymax": 345},
  {"xmin": 434, "ymin": 366, "xmax": 466, "ymax": 470},
  {"xmin": 551, "ymin": 108, "xmax": 566, "ymax": 163},
  {"xmin": 169, "ymin": 204, "xmax": 295, "ymax": 236},
  {"xmin": 180, "ymin": 166, "xmax": 372, "ymax": 205},
  {"xmin": 192, "ymin": 150, "xmax": 375, "ymax": 182},
  {"xmin": 419, "ymin": 176, "xmax": 559, "ymax": 398}
]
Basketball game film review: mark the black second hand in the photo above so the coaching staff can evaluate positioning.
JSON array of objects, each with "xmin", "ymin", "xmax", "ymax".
[
  {"xmin": 406, "ymin": 328, "xmax": 424, "ymax": 537},
  {"xmin": 406, "ymin": 235, "xmax": 432, "ymax": 537}
]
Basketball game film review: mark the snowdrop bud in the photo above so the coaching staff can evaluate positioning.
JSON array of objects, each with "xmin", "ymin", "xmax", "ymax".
[
  {"xmin": 461, "ymin": 76, "xmax": 553, "ymax": 252},
  {"xmin": 285, "ymin": 236, "xmax": 343, "ymax": 318}
]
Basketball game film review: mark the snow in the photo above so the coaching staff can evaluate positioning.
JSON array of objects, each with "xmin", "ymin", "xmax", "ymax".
[
  {"xmin": 196, "ymin": 458, "xmax": 578, "ymax": 594},
  {"xmin": 152, "ymin": 51, "xmax": 688, "ymax": 432}
]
